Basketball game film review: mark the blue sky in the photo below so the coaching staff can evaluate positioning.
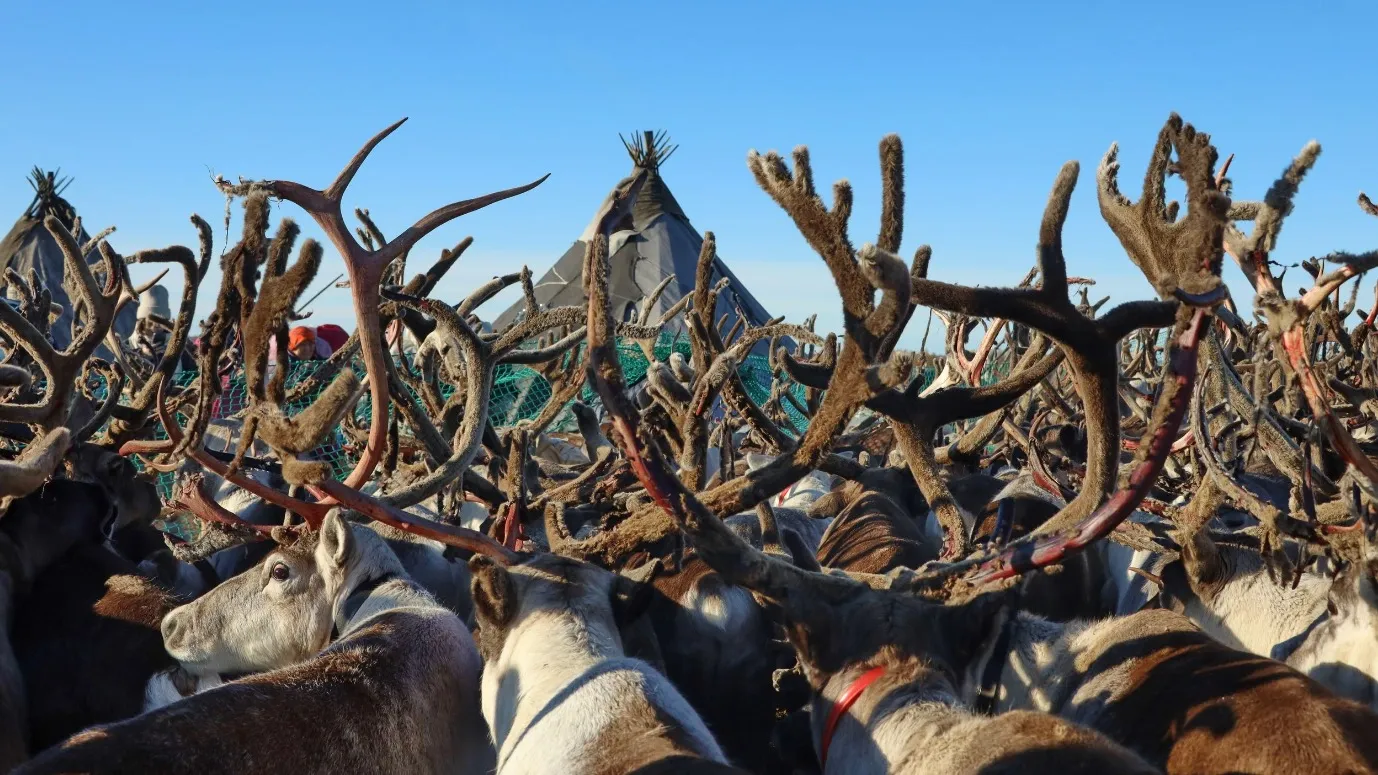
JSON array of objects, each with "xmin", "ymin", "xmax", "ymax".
[{"xmin": 2, "ymin": 1, "xmax": 1375, "ymax": 350}]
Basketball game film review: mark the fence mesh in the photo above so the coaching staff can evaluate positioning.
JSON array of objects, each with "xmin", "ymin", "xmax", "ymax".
[
  {"xmin": 58, "ymin": 332, "xmax": 948, "ymax": 540},
  {"xmin": 141, "ymin": 333, "xmax": 812, "ymax": 503}
]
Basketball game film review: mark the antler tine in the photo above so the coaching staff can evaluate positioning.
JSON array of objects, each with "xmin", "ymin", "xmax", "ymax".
[
  {"xmin": 1223, "ymin": 141, "xmax": 1321, "ymax": 294},
  {"xmin": 636, "ymin": 274, "xmax": 676, "ymax": 327},
  {"xmin": 0, "ymin": 217, "xmax": 123, "ymax": 433},
  {"xmin": 498, "ymin": 326, "xmax": 587, "ymax": 365},
  {"xmin": 584, "ymin": 217, "xmax": 861, "ymax": 609},
  {"xmin": 100, "ymin": 240, "xmax": 204, "ymax": 444},
  {"xmin": 172, "ymin": 475, "xmax": 277, "ymax": 536},
  {"xmin": 748, "ymin": 146, "xmax": 875, "ymax": 334},
  {"xmin": 458, "ymin": 272, "xmax": 522, "ymax": 317},
  {"xmin": 1098, "ymin": 114, "xmax": 1230, "ymax": 302},
  {"xmin": 0, "ymin": 428, "xmax": 72, "ymax": 514},
  {"xmin": 1361, "ymin": 193, "xmax": 1378, "ymax": 218},
  {"xmin": 878, "ymin": 134, "xmax": 904, "ymax": 254},
  {"xmin": 217, "ymin": 120, "xmax": 548, "ymax": 505},
  {"xmin": 316, "ymin": 477, "xmax": 520, "ymax": 563}
]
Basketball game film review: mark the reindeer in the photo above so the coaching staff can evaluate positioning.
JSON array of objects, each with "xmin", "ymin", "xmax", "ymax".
[
  {"xmin": 13, "ymin": 102, "xmax": 1378, "ymax": 775},
  {"xmin": 572, "ymin": 115, "xmax": 1378, "ymax": 775},
  {"xmin": 1116, "ymin": 143, "xmax": 1378, "ymax": 710},
  {"xmin": 19, "ymin": 510, "xmax": 497, "ymax": 775},
  {"xmin": 570, "ymin": 126, "xmax": 1181, "ymax": 774},
  {"xmin": 26, "ymin": 118, "xmax": 751, "ymax": 774},
  {"xmin": 0, "ymin": 211, "xmax": 191, "ymax": 767},
  {"xmin": 467, "ymin": 551, "xmax": 745, "ymax": 774}
]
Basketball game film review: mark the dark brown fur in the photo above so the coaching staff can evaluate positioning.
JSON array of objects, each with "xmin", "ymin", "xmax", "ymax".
[
  {"xmin": 641, "ymin": 555, "xmax": 783, "ymax": 773},
  {"xmin": 586, "ymin": 698, "xmax": 750, "ymax": 775},
  {"xmin": 0, "ymin": 568, "xmax": 26, "ymax": 773},
  {"xmin": 16, "ymin": 606, "xmax": 480, "ymax": 775},
  {"xmin": 14, "ymin": 559, "xmax": 181, "ymax": 755},
  {"xmin": 816, "ymin": 484, "xmax": 937, "ymax": 574},
  {"xmin": 963, "ymin": 482, "xmax": 1112, "ymax": 622}
]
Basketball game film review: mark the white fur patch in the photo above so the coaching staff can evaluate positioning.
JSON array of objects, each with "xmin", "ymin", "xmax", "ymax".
[{"xmin": 142, "ymin": 670, "xmax": 223, "ymax": 713}]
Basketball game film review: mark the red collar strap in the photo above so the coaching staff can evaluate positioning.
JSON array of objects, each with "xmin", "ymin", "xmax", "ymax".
[
  {"xmin": 818, "ymin": 665, "xmax": 886, "ymax": 770},
  {"xmin": 775, "ymin": 479, "xmax": 800, "ymax": 506}
]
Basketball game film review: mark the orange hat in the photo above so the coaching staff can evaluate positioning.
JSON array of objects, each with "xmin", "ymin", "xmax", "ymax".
[{"xmin": 288, "ymin": 326, "xmax": 316, "ymax": 350}]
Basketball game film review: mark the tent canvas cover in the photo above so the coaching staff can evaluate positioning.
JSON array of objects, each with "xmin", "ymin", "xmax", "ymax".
[
  {"xmin": 0, "ymin": 168, "xmax": 135, "ymax": 352},
  {"xmin": 495, "ymin": 132, "xmax": 780, "ymax": 354}
]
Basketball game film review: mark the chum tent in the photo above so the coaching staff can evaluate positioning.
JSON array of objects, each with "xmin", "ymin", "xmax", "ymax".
[
  {"xmin": 0, "ymin": 168, "xmax": 135, "ymax": 352},
  {"xmin": 494, "ymin": 132, "xmax": 780, "ymax": 354}
]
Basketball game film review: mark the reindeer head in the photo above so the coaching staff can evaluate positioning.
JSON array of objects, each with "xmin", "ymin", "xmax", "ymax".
[
  {"xmin": 64, "ymin": 442, "xmax": 161, "ymax": 534},
  {"xmin": 160, "ymin": 510, "xmax": 404, "ymax": 676},
  {"xmin": 466, "ymin": 552, "xmax": 658, "ymax": 666}
]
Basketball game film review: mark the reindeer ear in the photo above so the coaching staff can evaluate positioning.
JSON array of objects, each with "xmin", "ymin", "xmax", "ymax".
[
  {"xmin": 611, "ymin": 559, "xmax": 661, "ymax": 627},
  {"xmin": 318, "ymin": 510, "xmax": 355, "ymax": 570},
  {"xmin": 1182, "ymin": 529, "xmax": 1223, "ymax": 588},
  {"xmin": 469, "ymin": 555, "xmax": 516, "ymax": 627},
  {"xmin": 782, "ymin": 530, "xmax": 822, "ymax": 573}
]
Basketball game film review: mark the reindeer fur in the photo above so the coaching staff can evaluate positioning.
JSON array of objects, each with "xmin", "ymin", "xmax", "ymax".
[
  {"xmin": 966, "ymin": 607, "xmax": 1378, "ymax": 774},
  {"xmin": 22, "ymin": 511, "xmax": 492, "ymax": 775},
  {"xmin": 469, "ymin": 553, "xmax": 741, "ymax": 773}
]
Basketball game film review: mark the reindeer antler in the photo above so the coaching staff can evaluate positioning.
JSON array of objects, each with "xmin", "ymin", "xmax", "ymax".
[
  {"xmin": 0, "ymin": 217, "xmax": 123, "ymax": 434},
  {"xmin": 216, "ymin": 118, "xmax": 548, "ymax": 505}
]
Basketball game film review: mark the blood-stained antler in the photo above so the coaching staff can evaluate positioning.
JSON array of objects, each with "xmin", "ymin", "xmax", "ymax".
[{"xmin": 1229, "ymin": 144, "xmax": 1378, "ymax": 494}]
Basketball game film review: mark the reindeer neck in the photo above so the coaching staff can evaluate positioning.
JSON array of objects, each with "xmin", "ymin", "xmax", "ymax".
[
  {"xmin": 333, "ymin": 575, "xmax": 432, "ymax": 639},
  {"xmin": 330, "ymin": 533, "xmax": 418, "ymax": 638},
  {"xmin": 966, "ymin": 612, "xmax": 1081, "ymax": 714},
  {"xmin": 817, "ymin": 662, "xmax": 967, "ymax": 773},
  {"xmin": 502, "ymin": 608, "xmax": 625, "ymax": 680},
  {"xmin": 485, "ymin": 608, "xmax": 628, "ymax": 756}
]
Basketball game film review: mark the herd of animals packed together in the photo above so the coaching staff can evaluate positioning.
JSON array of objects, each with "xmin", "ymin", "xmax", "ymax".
[{"xmin": 2, "ymin": 113, "xmax": 1378, "ymax": 774}]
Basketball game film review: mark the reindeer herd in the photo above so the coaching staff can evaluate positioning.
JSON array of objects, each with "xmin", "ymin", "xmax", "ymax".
[{"xmin": 1, "ymin": 114, "xmax": 1377, "ymax": 773}]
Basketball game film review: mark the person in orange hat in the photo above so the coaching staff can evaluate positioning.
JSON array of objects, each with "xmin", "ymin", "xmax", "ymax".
[{"xmin": 288, "ymin": 326, "xmax": 318, "ymax": 361}]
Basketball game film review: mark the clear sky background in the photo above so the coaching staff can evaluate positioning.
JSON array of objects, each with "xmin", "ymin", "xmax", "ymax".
[{"xmin": 2, "ymin": 1, "xmax": 1375, "ymax": 351}]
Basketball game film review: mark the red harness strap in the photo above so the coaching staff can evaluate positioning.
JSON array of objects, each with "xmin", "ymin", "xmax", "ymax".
[{"xmin": 818, "ymin": 666, "xmax": 886, "ymax": 771}]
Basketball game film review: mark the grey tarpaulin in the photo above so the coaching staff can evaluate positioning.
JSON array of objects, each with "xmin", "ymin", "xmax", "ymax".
[
  {"xmin": 0, "ymin": 169, "xmax": 135, "ymax": 354},
  {"xmin": 495, "ymin": 132, "xmax": 781, "ymax": 356}
]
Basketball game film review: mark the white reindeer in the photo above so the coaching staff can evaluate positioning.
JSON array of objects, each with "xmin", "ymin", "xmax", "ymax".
[{"xmin": 467, "ymin": 552, "xmax": 741, "ymax": 774}]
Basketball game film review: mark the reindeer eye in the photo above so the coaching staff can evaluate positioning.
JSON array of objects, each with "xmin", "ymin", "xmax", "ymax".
[{"xmin": 270, "ymin": 563, "xmax": 290, "ymax": 582}]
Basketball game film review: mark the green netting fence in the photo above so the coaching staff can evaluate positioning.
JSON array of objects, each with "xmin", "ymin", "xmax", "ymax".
[{"xmin": 141, "ymin": 332, "xmax": 817, "ymax": 503}]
